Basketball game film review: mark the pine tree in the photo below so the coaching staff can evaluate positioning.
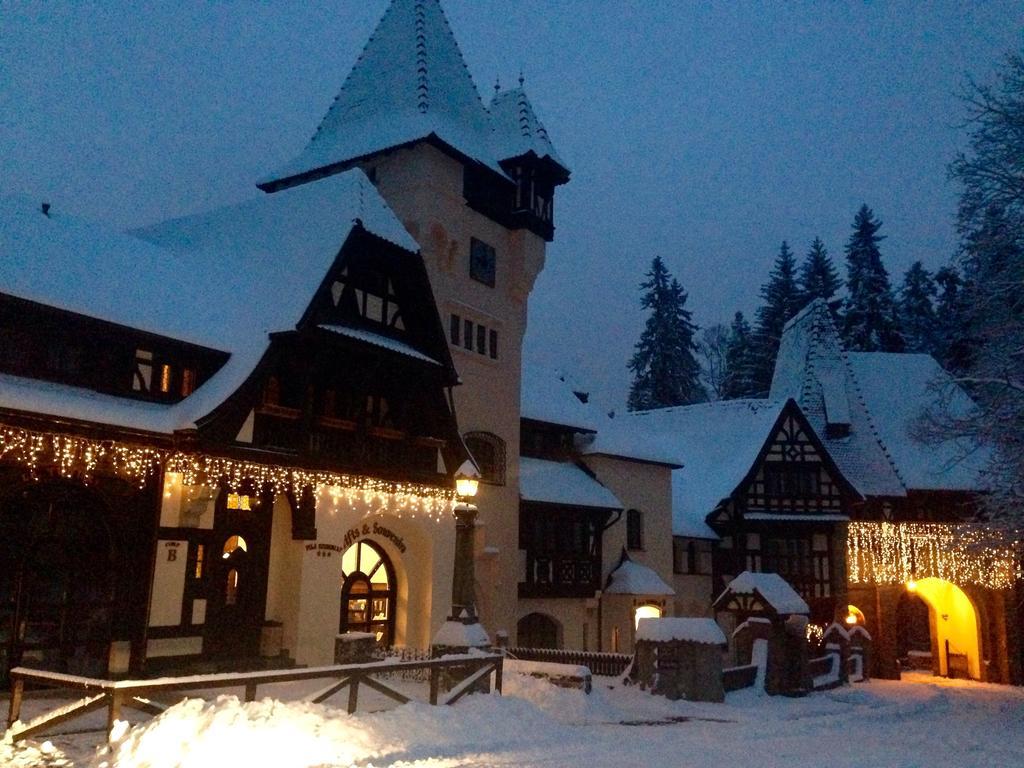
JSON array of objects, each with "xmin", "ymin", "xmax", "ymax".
[
  {"xmin": 897, "ymin": 261, "xmax": 938, "ymax": 354},
  {"xmin": 721, "ymin": 311, "xmax": 759, "ymax": 399},
  {"xmin": 749, "ymin": 242, "xmax": 804, "ymax": 396},
  {"xmin": 627, "ymin": 257, "xmax": 706, "ymax": 410},
  {"xmin": 798, "ymin": 237, "xmax": 841, "ymax": 305},
  {"xmin": 841, "ymin": 205, "xmax": 904, "ymax": 351},
  {"xmin": 933, "ymin": 265, "xmax": 971, "ymax": 372}
]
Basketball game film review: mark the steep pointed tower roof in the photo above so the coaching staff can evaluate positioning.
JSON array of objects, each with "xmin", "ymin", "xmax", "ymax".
[
  {"xmin": 489, "ymin": 86, "xmax": 569, "ymax": 179},
  {"xmin": 770, "ymin": 299, "xmax": 906, "ymax": 498},
  {"xmin": 262, "ymin": 0, "xmax": 500, "ymax": 189}
]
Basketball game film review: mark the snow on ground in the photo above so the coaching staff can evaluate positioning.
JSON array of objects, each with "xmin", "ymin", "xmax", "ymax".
[{"xmin": 3, "ymin": 671, "xmax": 1023, "ymax": 768}]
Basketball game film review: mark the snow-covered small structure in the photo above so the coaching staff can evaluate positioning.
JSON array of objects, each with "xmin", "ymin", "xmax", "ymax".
[
  {"xmin": 631, "ymin": 617, "xmax": 727, "ymax": 702},
  {"xmin": 715, "ymin": 571, "xmax": 810, "ymax": 618}
]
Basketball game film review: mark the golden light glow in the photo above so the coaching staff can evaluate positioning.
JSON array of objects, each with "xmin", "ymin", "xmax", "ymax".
[
  {"xmin": 226, "ymin": 493, "xmax": 251, "ymax": 511},
  {"xmin": 846, "ymin": 613, "xmax": 857, "ymax": 625},
  {"xmin": 907, "ymin": 579, "xmax": 918, "ymax": 592},
  {"xmin": 455, "ymin": 476, "xmax": 479, "ymax": 499},
  {"xmin": 634, "ymin": 604, "xmax": 661, "ymax": 629},
  {"xmin": 847, "ymin": 521, "xmax": 1020, "ymax": 591},
  {"xmin": 0, "ymin": 424, "xmax": 457, "ymax": 520}
]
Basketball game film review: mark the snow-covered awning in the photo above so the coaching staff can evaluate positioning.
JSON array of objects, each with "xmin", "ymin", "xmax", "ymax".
[
  {"xmin": 519, "ymin": 457, "xmax": 622, "ymax": 510},
  {"xmin": 604, "ymin": 556, "xmax": 674, "ymax": 597}
]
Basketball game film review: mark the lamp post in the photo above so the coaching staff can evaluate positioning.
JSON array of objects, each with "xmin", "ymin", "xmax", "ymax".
[{"xmin": 432, "ymin": 461, "xmax": 489, "ymax": 652}]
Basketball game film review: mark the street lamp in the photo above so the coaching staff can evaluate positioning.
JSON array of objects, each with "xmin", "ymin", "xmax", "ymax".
[
  {"xmin": 432, "ymin": 459, "xmax": 489, "ymax": 653},
  {"xmin": 455, "ymin": 460, "xmax": 480, "ymax": 501}
]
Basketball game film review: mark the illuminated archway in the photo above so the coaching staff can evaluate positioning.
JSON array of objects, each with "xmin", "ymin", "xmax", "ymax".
[
  {"xmin": 634, "ymin": 604, "xmax": 662, "ymax": 629},
  {"xmin": 909, "ymin": 577, "xmax": 981, "ymax": 680}
]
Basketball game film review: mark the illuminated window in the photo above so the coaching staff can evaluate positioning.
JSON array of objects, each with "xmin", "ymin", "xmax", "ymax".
[
  {"xmin": 339, "ymin": 540, "xmax": 395, "ymax": 647},
  {"xmin": 222, "ymin": 535, "xmax": 248, "ymax": 558},
  {"xmin": 226, "ymin": 493, "xmax": 251, "ymax": 511},
  {"xmin": 181, "ymin": 367, "xmax": 196, "ymax": 396},
  {"xmin": 159, "ymin": 364, "xmax": 172, "ymax": 393},
  {"xmin": 194, "ymin": 544, "xmax": 205, "ymax": 579},
  {"xmin": 846, "ymin": 604, "xmax": 865, "ymax": 626}
]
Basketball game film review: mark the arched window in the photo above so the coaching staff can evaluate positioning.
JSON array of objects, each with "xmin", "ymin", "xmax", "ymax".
[
  {"xmin": 339, "ymin": 540, "xmax": 396, "ymax": 647},
  {"xmin": 464, "ymin": 431, "xmax": 506, "ymax": 485},
  {"xmin": 517, "ymin": 612, "xmax": 560, "ymax": 649}
]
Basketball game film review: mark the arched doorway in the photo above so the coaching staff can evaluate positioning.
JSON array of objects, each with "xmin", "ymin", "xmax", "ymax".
[
  {"xmin": 901, "ymin": 578, "xmax": 982, "ymax": 679},
  {"xmin": 517, "ymin": 612, "xmax": 560, "ymax": 649},
  {"xmin": 339, "ymin": 540, "xmax": 396, "ymax": 647},
  {"xmin": 0, "ymin": 481, "xmax": 116, "ymax": 682},
  {"xmin": 634, "ymin": 603, "xmax": 662, "ymax": 629}
]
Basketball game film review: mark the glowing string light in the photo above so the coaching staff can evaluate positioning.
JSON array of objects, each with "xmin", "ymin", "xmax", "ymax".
[
  {"xmin": 847, "ymin": 521, "xmax": 1021, "ymax": 591},
  {"xmin": 0, "ymin": 424, "xmax": 456, "ymax": 520}
]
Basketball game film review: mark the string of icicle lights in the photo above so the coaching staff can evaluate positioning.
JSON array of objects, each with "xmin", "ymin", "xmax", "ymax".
[
  {"xmin": 0, "ymin": 424, "xmax": 457, "ymax": 520},
  {"xmin": 847, "ymin": 521, "xmax": 1022, "ymax": 591}
]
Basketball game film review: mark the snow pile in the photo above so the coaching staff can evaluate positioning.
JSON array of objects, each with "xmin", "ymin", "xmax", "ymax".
[
  {"xmin": 1, "ymin": 733, "xmax": 72, "ymax": 767},
  {"xmin": 504, "ymin": 659, "xmax": 590, "ymax": 679},
  {"xmin": 91, "ymin": 692, "xmax": 564, "ymax": 768},
  {"xmin": 636, "ymin": 617, "xmax": 726, "ymax": 645}
]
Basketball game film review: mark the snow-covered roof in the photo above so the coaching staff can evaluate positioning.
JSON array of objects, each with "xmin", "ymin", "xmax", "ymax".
[
  {"xmin": 319, "ymin": 324, "xmax": 439, "ymax": 366},
  {"xmin": 0, "ymin": 171, "xmax": 423, "ymax": 434},
  {"xmin": 578, "ymin": 413, "xmax": 683, "ymax": 468},
  {"xmin": 604, "ymin": 556, "xmax": 674, "ymax": 596},
  {"xmin": 636, "ymin": 617, "xmax": 726, "ymax": 645},
  {"xmin": 771, "ymin": 300, "xmax": 906, "ymax": 498},
  {"xmin": 846, "ymin": 353, "xmax": 989, "ymax": 491},
  {"xmin": 620, "ymin": 400, "xmax": 790, "ymax": 539},
  {"xmin": 772, "ymin": 299, "xmax": 987, "ymax": 495},
  {"xmin": 520, "ymin": 363, "xmax": 598, "ymax": 432},
  {"xmin": 489, "ymin": 87, "xmax": 569, "ymax": 173},
  {"xmin": 519, "ymin": 457, "xmax": 622, "ymax": 510},
  {"xmin": 0, "ymin": 195, "xmax": 225, "ymax": 353},
  {"xmin": 721, "ymin": 571, "xmax": 809, "ymax": 615},
  {"xmin": 263, "ymin": 0, "xmax": 506, "ymax": 186}
]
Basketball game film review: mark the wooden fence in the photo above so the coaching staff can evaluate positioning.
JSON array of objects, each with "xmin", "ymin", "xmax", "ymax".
[
  {"xmin": 504, "ymin": 647, "xmax": 633, "ymax": 677},
  {"xmin": 6, "ymin": 653, "xmax": 503, "ymax": 744}
]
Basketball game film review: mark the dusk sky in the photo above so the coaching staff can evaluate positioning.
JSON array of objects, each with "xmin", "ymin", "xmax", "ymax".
[{"xmin": 2, "ymin": 1, "xmax": 1021, "ymax": 408}]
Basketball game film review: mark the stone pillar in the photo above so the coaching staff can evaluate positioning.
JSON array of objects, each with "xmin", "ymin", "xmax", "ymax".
[{"xmin": 872, "ymin": 585, "xmax": 902, "ymax": 680}]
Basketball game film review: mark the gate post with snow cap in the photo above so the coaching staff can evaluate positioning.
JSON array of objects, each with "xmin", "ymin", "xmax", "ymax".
[
  {"xmin": 713, "ymin": 571, "xmax": 811, "ymax": 695},
  {"xmin": 630, "ymin": 617, "xmax": 727, "ymax": 702}
]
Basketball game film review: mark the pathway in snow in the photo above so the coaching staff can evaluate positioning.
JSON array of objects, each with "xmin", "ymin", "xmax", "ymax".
[{"xmin": 3, "ymin": 671, "xmax": 1022, "ymax": 767}]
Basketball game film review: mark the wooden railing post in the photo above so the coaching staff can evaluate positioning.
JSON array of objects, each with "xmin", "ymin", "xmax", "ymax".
[
  {"xmin": 493, "ymin": 657, "xmax": 503, "ymax": 694},
  {"xmin": 7, "ymin": 676, "xmax": 24, "ymax": 729},
  {"xmin": 106, "ymin": 691, "xmax": 124, "ymax": 743},
  {"xmin": 244, "ymin": 682, "xmax": 258, "ymax": 702},
  {"xmin": 347, "ymin": 673, "xmax": 360, "ymax": 714},
  {"xmin": 429, "ymin": 666, "xmax": 440, "ymax": 705}
]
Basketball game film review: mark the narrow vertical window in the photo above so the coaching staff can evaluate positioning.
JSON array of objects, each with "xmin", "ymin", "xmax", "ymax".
[
  {"xmin": 133, "ymin": 349, "xmax": 153, "ymax": 392},
  {"xmin": 489, "ymin": 330, "xmax": 498, "ymax": 360},
  {"xmin": 463, "ymin": 319, "xmax": 474, "ymax": 350},
  {"xmin": 194, "ymin": 544, "xmax": 205, "ymax": 579},
  {"xmin": 626, "ymin": 509, "xmax": 644, "ymax": 550},
  {"xmin": 450, "ymin": 314, "xmax": 461, "ymax": 346},
  {"xmin": 159, "ymin": 364, "xmax": 172, "ymax": 393},
  {"xmin": 476, "ymin": 324, "xmax": 486, "ymax": 354},
  {"xmin": 181, "ymin": 367, "xmax": 196, "ymax": 396}
]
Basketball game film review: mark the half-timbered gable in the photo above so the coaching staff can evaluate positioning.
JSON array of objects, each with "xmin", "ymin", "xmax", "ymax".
[{"xmin": 0, "ymin": 169, "xmax": 472, "ymax": 680}]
